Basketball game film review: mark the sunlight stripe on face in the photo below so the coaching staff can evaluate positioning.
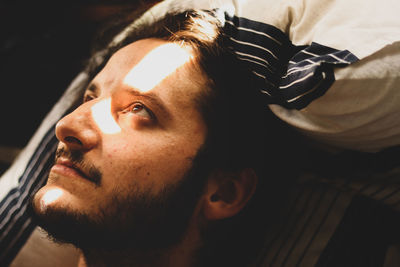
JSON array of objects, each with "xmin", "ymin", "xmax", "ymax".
[
  {"xmin": 41, "ymin": 188, "xmax": 63, "ymax": 212},
  {"xmin": 123, "ymin": 43, "xmax": 193, "ymax": 93},
  {"xmin": 91, "ymin": 98, "xmax": 121, "ymax": 134}
]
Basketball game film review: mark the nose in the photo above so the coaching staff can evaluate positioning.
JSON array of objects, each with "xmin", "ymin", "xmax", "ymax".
[{"xmin": 55, "ymin": 102, "xmax": 98, "ymax": 151}]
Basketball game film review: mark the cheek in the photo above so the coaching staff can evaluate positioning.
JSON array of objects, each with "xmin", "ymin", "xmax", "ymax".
[
  {"xmin": 105, "ymin": 143, "xmax": 129, "ymax": 159},
  {"xmin": 99, "ymin": 136, "xmax": 196, "ymax": 193}
]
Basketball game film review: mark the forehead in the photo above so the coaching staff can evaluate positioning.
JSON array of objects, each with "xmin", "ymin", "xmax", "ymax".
[{"xmin": 93, "ymin": 38, "xmax": 207, "ymax": 104}]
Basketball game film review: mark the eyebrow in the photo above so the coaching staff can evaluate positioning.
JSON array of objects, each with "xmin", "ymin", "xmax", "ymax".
[
  {"xmin": 85, "ymin": 82, "xmax": 172, "ymax": 120},
  {"xmin": 85, "ymin": 82, "xmax": 100, "ymax": 96}
]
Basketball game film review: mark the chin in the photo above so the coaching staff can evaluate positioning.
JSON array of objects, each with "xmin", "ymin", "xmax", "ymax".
[
  {"xmin": 29, "ymin": 186, "xmax": 96, "ymax": 247},
  {"xmin": 31, "ymin": 184, "xmax": 89, "ymax": 221},
  {"xmin": 32, "ymin": 185, "xmax": 63, "ymax": 211}
]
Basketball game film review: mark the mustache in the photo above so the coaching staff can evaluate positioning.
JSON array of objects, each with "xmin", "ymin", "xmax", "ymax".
[{"xmin": 55, "ymin": 147, "xmax": 102, "ymax": 186}]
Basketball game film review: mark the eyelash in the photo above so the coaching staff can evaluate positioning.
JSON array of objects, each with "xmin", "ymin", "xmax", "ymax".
[
  {"xmin": 83, "ymin": 94, "xmax": 95, "ymax": 103},
  {"xmin": 124, "ymin": 102, "xmax": 156, "ymax": 121}
]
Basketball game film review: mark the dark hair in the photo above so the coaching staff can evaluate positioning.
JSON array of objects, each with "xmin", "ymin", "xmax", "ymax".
[
  {"xmin": 87, "ymin": 8, "xmax": 300, "ymax": 170},
  {"xmin": 85, "ymin": 9, "xmax": 303, "ymax": 266}
]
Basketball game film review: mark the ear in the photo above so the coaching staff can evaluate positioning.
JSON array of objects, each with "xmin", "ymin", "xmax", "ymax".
[{"xmin": 202, "ymin": 168, "xmax": 258, "ymax": 221}]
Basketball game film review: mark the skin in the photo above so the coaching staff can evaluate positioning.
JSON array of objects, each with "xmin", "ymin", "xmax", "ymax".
[
  {"xmin": 34, "ymin": 38, "xmax": 207, "ymax": 215},
  {"xmin": 32, "ymin": 38, "xmax": 209, "ymax": 266}
]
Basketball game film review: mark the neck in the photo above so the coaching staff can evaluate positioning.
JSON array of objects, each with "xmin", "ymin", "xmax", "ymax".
[
  {"xmin": 77, "ymin": 247, "xmax": 192, "ymax": 267},
  {"xmin": 76, "ymin": 225, "xmax": 203, "ymax": 267}
]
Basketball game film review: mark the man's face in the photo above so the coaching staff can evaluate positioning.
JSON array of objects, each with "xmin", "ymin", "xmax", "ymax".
[{"xmin": 31, "ymin": 38, "xmax": 208, "ymax": 249}]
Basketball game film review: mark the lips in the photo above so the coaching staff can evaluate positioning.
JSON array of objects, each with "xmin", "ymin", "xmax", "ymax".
[{"xmin": 52, "ymin": 158, "xmax": 98, "ymax": 185}]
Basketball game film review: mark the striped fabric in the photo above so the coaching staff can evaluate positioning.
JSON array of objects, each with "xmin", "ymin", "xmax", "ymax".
[
  {"xmin": 0, "ymin": 126, "xmax": 58, "ymax": 266},
  {"xmin": 250, "ymin": 157, "xmax": 400, "ymax": 267},
  {"xmin": 223, "ymin": 15, "xmax": 359, "ymax": 109},
  {"xmin": 0, "ymin": 70, "xmax": 88, "ymax": 265}
]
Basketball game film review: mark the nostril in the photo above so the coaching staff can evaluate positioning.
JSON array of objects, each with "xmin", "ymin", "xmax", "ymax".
[{"xmin": 64, "ymin": 136, "xmax": 83, "ymax": 146}]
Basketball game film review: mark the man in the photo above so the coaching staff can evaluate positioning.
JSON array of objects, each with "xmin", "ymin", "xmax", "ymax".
[{"xmin": 29, "ymin": 10, "xmax": 298, "ymax": 267}]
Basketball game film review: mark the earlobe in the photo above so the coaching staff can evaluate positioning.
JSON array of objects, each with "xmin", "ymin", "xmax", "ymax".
[{"xmin": 203, "ymin": 168, "xmax": 258, "ymax": 221}]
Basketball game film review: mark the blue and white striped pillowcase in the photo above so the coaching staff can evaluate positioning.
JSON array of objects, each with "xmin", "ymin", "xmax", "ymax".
[
  {"xmin": 223, "ymin": 14, "xmax": 358, "ymax": 110},
  {"xmin": 0, "ymin": 126, "xmax": 58, "ymax": 266}
]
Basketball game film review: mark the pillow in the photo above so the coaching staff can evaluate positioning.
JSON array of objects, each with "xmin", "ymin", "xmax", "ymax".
[
  {"xmin": 0, "ymin": 72, "xmax": 89, "ymax": 265},
  {"xmin": 270, "ymin": 41, "xmax": 400, "ymax": 152},
  {"xmin": 140, "ymin": 0, "xmax": 400, "ymax": 152}
]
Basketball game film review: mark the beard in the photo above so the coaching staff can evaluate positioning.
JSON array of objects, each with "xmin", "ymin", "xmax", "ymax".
[{"xmin": 29, "ymin": 146, "xmax": 210, "ymax": 253}]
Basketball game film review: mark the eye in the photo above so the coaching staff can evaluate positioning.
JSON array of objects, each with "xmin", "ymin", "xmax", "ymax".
[
  {"xmin": 128, "ymin": 102, "xmax": 154, "ymax": 119},
  {"xmin": 83, "ymin": 93, "xmax": 96, "ymax": 103}
]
